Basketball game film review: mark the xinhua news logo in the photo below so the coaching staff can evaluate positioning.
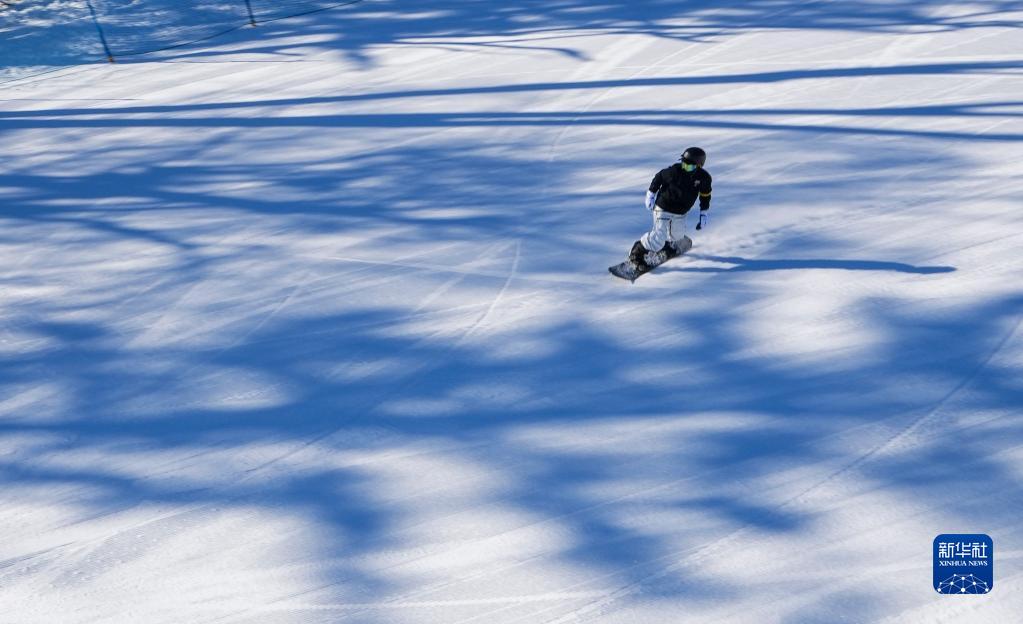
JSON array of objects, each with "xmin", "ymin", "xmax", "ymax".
[{"xmin": 933, "ymin": 534, "xmax": 993, "ymax": 594}]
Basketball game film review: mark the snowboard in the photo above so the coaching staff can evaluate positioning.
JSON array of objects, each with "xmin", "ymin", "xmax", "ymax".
[{"xmin": 608, "ymin": 235, "xmax": 692, "ymax": 282}]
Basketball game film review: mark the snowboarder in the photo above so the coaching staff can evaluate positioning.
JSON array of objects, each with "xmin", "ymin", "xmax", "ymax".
[{"xmin": 624, "ymin": 146, "xmax": 712, "ymax": 273}]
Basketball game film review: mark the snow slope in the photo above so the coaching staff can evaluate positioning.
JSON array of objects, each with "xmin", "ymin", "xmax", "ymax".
[{"xmin": 2, "ymin": 1, "xmax": 1022, "ymax": 622}]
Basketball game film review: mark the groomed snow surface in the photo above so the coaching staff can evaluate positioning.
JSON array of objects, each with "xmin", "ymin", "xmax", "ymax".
[{"xmin": 2, "ymin": 1, "xmax": 1022, "ymax": 622}]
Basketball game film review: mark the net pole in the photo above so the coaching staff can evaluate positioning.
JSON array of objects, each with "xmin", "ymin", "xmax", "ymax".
[
  {"xmin": 244, "ymin": 0, "xmax": 257, "ymax": 26},
  {"xmin": 85, "ymin": 0, "xmax": 116, "ymax": 62}
]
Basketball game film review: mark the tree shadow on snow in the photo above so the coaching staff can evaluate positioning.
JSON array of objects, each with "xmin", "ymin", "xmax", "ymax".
[
  {"xmin": 3, "ymin": 0, "xmax": 1023, "ymax": 73},
  {"xmin": 2, "ymin": 1, "xmax": 1023, "ymax": 621}
]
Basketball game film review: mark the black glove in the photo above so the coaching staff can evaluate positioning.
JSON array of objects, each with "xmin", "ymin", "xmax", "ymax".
[{"xmin": 696, "ymin": 211, "xmax": 708, "ymax": 230}]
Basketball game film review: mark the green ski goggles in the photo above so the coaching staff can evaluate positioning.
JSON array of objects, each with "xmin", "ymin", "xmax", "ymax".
[{"xmin": 681, "ymin": 162, "xmax": 698, "ymax": 172}]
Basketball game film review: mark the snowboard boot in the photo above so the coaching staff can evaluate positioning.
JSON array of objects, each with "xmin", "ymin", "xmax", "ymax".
[
  {"xmin": 661, "ymin": 241, "xmax": 679, "ymax": 260},
  {"xmin": 628, "ymin": 240, "xmax": 650, "ymax": 272}
]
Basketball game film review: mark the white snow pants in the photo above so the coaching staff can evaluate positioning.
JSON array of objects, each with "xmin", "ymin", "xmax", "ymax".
[{"xmin": 640, "ymin": 209, "xmax": 687, "ymax": 252}]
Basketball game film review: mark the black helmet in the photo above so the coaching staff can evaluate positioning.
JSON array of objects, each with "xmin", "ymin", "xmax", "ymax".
[{"xmin": 681, "ymin": 147, "xmax": 706, "ymax": 167}]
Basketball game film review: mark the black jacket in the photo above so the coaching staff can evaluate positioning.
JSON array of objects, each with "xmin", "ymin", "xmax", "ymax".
[{"xmin": 649, "ymin": 164, "xmax": 712, "ymax": 215}]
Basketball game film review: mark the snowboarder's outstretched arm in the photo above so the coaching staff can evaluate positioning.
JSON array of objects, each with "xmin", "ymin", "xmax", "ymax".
[
  {"xmin": 648, "ymin": 169, "xmax": 665, "ymax": 193},
  {"xmin": 697, "ymin": 171, "xmax": 712, "ymax": 230},
  {"xmin": 698, "ymin": 170, "xmax": 713, "ymax": 211},
  {"xmin": 646, "ymin": 170, "xmax": 665, "ymax": 210}
]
